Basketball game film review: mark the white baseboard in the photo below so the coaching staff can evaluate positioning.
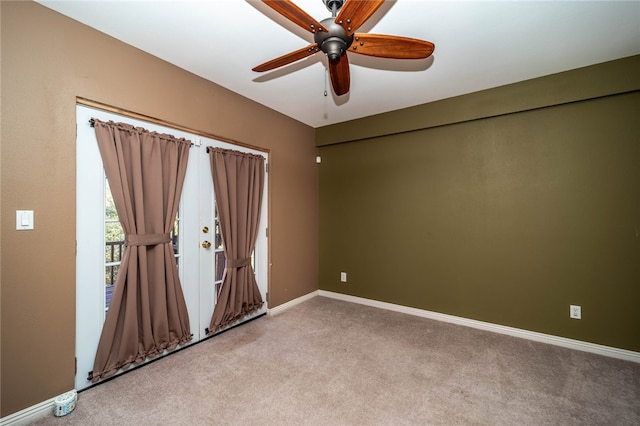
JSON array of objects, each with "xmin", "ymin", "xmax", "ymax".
[
  {"xmin": 268, "ymin": 290, "xmax": 319, "ymax": 316},
  {"xmin": 0, "ymin": 389, "xmax": 74, "ymax": 426},
  {"xmin": 319, "ymin": 290, "xmax": 640, "ymax": 363}
]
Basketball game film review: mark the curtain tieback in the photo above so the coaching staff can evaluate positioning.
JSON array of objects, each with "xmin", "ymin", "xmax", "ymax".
[
  {"xmin": 125, "ymin": 233, "xmax": 171, "ymax": 246},
  {"xmin": 226, "ymin": 257, "xmax": 251, "ymax": 268}
]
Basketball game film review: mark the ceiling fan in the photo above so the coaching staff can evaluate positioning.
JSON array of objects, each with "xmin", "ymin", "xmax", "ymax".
[{"xmin": 252, "ymin": 0, "xmax": 435, "ymax": 96}]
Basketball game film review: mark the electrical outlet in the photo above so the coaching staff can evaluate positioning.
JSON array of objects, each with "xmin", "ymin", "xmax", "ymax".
[
  {"xmin": 340, "ymin": 272, "xmax": 347, "ymax": 282},
  {"xmin": 570, "ymin": 305, "xmax": 581, "ymax": 319}
]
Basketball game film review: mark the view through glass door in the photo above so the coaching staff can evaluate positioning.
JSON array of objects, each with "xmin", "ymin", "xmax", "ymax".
[{"xmin": 76, "ymin": 104, "xmax": 268, "ymax": 391}]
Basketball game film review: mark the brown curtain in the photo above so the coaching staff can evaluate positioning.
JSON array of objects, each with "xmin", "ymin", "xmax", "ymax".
[
  {"xmin": 91, "ymin": 119, "xmax": 192, "ymax": 382},
  {"xmin": 208, "ymin": 148, "xmax": 265, "ymax": 333}
]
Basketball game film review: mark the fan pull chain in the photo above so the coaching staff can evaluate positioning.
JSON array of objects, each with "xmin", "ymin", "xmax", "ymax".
[{"xmin": 324, "ymin": 69, "xmax": 328, "ymax": 97}]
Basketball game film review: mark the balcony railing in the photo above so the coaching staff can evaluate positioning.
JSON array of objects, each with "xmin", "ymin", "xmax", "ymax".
[
  {"xmin": 105, "ymin": 240, "xmax": 124, "ymax": 309},
  {"xmin": 104, "ymin": 237, "xmax": 180, "ymax": 309}
]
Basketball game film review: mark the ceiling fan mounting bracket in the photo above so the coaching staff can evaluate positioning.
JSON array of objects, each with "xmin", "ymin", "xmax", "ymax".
[
  {"xmin": 314, "ymin": 17, "xmax": 354, "ymax": 61},
  {"xmin": 323, "ymin": 0, "xmax": 344, "ymax": 16}
]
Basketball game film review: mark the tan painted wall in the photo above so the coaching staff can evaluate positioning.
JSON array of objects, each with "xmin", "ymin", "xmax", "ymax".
[
  {"xmin": 318, "ymin": 56, "xmax": 640, "ymax": 353},
  {"xmin": 0, "ymin": 1, "xmax": 318, "ymax": 417}
]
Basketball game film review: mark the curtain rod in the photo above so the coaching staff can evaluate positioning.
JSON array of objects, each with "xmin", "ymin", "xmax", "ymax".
[
  {"xmin": 78, "ymin": 97, "xmax": 270, "ymax": 154},
  {"xmin": 89, "ymin": 118, "xmax": 197, "ymax": 146}
]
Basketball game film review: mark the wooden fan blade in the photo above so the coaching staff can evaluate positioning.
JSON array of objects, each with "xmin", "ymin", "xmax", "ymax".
[
  {"xmin": 262, "ymin": 0, "xmax": 328, "ymax": 34},
  {"xmin": 252, "ymin": 44, "xmax": 320, "ymax": 72},
  {"xmin": 335, "ymin": 0, "xmax": 385, "ymax": 36},
  {"xmin": 328, "ymin": 54, "xmax": 350, "ymax": 96},
  {"xmin": 349, "ymin": 33, "xmax": 435, "ymax": 59}
]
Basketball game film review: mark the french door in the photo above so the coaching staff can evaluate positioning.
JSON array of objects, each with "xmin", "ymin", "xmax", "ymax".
[{"xmin": 75, "ymin": 104, "xmax": 268, "ymax": 391}]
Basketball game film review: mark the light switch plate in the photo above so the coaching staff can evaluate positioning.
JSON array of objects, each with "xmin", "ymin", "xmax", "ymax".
[{"xmin": 16, "ymin": 210, "xmax": 34, "ymax": 230}]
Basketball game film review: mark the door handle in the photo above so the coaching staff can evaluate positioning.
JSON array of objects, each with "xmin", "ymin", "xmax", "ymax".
[{"xmin": 202, "ymin": 241, "xmax": 211, "ymax": 249}]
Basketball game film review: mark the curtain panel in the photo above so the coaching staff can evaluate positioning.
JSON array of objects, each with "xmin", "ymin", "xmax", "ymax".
[
  {"xmin": 91, "ymin": 119, "xmax": 192, "ymax": 382},
  {"xmin": 208, "ymin": 148, "xmax": 265, "ymax": 333}
]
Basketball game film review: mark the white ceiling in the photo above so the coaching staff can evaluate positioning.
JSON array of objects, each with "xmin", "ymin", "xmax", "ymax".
[{"xmin": 37, "ymin": 0, "xmax": 640, "ymax": 128}]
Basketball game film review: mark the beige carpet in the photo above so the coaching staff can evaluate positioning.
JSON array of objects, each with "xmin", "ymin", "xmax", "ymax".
[{"xmin": 31, "ymin": 296, "xmax": 639, "ymax": 425}]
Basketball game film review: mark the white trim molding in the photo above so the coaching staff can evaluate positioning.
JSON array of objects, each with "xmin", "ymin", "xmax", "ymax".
[
  {"xmin": 319, "ymin": 290, "xmax": 640, "ymax": 363},
  {"xmin": 268, "ymin": 290, "xmax": 319, "ymax": 316},
  {"xmin": 0, "ymin": 389, "xmax": 73, "ymax": 426}
]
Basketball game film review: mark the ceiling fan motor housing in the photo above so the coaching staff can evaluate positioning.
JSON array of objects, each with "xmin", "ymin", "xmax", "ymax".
[{"xmin": 314, "ymin": 17, "xmax": 354, "ymax": 61}]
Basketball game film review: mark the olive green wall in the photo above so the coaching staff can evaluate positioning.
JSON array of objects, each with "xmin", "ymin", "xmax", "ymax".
[
  {"xmin": 1, "ymin": 1, "xmax": 318, "ymax": 417},
  {"xmin": 318, "ymin": 56, "xmax": 640, "ymax": 353}
]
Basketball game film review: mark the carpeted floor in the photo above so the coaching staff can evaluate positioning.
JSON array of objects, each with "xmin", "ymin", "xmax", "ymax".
[{"xmin": 30, "ymin": 296, "xmax": 640, "ymax": 425}]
